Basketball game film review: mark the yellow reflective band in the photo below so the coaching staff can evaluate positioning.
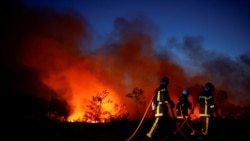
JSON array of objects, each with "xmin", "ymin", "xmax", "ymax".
[
  {"xmin": 146, "ymin": 117, "xmax": 159, "ymax": 138},
  {"xmin": 199, "ymin": 96, "xmax": 212, "ymax": 100},
  {"xmin": 177, "ymin": 116, "xmax": 184, "ymax": 119},
  {"xmin": 155, "ymin": 113, "xmax": 163, "ymax": 116},
  {"xmin": 200, "ymin": 114, "xmax": 210, "ymax": 117},
  {"xmin": 157, "ymin": 91, "xmax": 160, "ymax": 101},
  {"xmin": 204, "ymin": 117, "xmax": 209, "ymax": 135},
  {"xmin": 161, "ymin": 88, "xmax": 166, "ymax": 92}
]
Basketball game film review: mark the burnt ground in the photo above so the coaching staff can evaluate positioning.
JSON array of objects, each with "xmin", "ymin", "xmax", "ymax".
[{"xmin": 3, "ymin": 115, "xmax": 250, "ymax": 141}]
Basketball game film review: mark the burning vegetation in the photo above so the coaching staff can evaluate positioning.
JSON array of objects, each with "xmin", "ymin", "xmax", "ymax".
[{"xmin": 2, "ymin": 1, "xmax": 250, "ymax": 125}]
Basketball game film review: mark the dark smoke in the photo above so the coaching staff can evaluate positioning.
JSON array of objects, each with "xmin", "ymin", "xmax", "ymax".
[
  {"xmin": 168, "ymin": 36, "xmax": 250, "ymax": 106},
  {"xmin": 1, "ymin": 0, "xmax": 84, "ymax": 119},
  {"xmin": 2, "ymin": 0, "xmax": 249, "ymax": 121}
]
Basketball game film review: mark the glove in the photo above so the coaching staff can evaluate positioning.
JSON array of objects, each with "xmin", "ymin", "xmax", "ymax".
[{"xmin": 151, "ymin": 102, "xmax": 155, "ymax": 110}]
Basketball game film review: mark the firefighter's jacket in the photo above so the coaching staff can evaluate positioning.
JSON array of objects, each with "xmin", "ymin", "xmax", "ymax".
[
  {"xmin": 197, "ymin": 91, "xmax": 216, "ymax": 117},
  {"xmin": 176, "ymin": 95, "xmax": 192, "ymax": 119},
  {"xmin": 152, "ymin": 86, "xmax": 173, "ymax": 117}
]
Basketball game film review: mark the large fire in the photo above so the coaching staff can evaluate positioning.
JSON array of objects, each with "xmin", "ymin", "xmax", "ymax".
[
  {"xmin": 43, "ymin": 68, "xmax": 122, "ymax": 122},
  {"xmin": 3, "ymin": 1, "xmax": 250, "ymax": 124}
]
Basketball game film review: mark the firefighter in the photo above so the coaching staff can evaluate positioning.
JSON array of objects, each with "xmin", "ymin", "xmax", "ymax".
[
  {"xmin": 144, "ymin": 76, "xmax": 175, "ymax": 141},
  {"xmin": 196, "ymin": 82, "xmax": 217, "ymax": 138},
  {"xmin": 175, "ymin": 89, "xmax": 195, "ymax": 139},
  {"xmin": 176, "ymin": 89, "xmax": 192, "ymax": 120}
]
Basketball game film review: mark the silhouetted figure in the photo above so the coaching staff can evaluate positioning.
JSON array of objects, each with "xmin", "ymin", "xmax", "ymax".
[
  {"xmin": 176, "ymin": 89, "xmax": 192, "ymax": 119},
  {"xmin": 196, "ymin": 82, "xmax": 217, "ymax": 141},
  {"xmin": 143, "ymin": 76, "xmax": 175, "ymax": 141},
  {"xmin": 175, "ymin": 89, "xmax": 195, "ymax": 138}
]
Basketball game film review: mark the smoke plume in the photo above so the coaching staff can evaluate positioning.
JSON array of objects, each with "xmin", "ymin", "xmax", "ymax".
[{"xmin": 2, "ymin": 1, "xmax": 249, "ymax": 121}]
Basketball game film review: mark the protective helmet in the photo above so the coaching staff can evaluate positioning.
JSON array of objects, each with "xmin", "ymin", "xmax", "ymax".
[
  {"xmin": 160, "ymin": 77, "xmax": 169, "ymax": 85},
  {"xmin": 204, "ymin": 82, "xmax": 214, "ymax": 91},
  {"xmin": 182, "ymin": 89, "xmax": 190, "ymax": 95}
]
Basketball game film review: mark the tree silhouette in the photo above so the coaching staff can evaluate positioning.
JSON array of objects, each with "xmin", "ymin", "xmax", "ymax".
[
  {"xmin": 84, "ymin": 90, "xmax": 113, "ymax": 122},
  {"xmin": 126, "ymin": 87, "xmax": 145, "ymax": 120},
  {"xmin": 111, "ymin": 103, "xmax": 130, "ymax": 121}
]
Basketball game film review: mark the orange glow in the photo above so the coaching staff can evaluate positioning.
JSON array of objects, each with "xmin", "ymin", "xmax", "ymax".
[
  {"xmin": 13, "ymin": 11, "xmax": 246, "ymax": 123},
  {"xmin": 190, "ymin": 107, "xmax": 200, "ymax": 121},
  {"xmin": 42, "ymin": 67, "xmax": 121, "ymax": 122}
]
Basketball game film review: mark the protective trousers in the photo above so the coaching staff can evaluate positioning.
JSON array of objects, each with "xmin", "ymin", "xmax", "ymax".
[
  {"xmin": 146, "ymin": 116, "xmax": 169, "ymax": 139},
  {"xmin": 200, "ymin": 116, "xmax": 210, "ymax": 135}
]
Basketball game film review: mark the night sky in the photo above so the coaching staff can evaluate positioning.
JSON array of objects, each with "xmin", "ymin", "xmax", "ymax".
[
  {"xmin": 23, "ymin": 0, "xmax": 250, "ymax": 58},
  {"xmin": 2, "ymin": 0, "xmax": 250, "ymax": 121}
]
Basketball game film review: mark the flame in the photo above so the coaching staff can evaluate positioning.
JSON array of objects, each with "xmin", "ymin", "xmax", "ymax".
[
  {"xmin": 42, "ymin": 68, "xmax": 121, "ymax": 122},
  {"xmin": 5, "ymin": 4, "xmax": 248, "ymax": 123},
  {"xmin": 190, "ymin": 107, "xmax": 200, "ymax": 121}
]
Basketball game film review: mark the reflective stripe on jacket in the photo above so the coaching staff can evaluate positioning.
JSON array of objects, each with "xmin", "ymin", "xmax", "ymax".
[
  {"xmin": 154, "ymin": 88, "xmax": 169, "ymax": 117},
  {"xmin": 198, "ymin": 95, "xmax": 215, "ymax": 117}
]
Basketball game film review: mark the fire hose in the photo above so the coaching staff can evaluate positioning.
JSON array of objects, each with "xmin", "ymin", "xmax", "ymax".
[
  {"xmin": 125, "ymin": 95, "xmax": 177, "ymax": 141},
  {"xmin": 172, "ymin": 105, "xmax": 193, "ymax": 141},
  {"xmin": 172, "ymin": 101, "xmax": 202, "ymax": 140},
  {"xmin": 125, "ymin": 93, "xmax": 155, "ymax": 141},
  {"xmin": 125, "ymin": 94, "xmax": 202, "ymax": 141}
]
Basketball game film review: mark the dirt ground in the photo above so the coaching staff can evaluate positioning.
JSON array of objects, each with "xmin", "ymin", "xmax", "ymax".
[{"xmin": 4, "ymin": 115, "xmax": 250, "ymax": 141}]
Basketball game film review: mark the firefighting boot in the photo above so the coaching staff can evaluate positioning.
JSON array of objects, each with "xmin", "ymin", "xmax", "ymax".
[{"xmin": 142, "ymin": 135, "xmax": 151, "ymax": 141}]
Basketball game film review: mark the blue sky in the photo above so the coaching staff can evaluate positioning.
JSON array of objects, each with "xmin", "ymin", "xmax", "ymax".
[
  {"xmin": 4, "ymin": 0, "xmax": 249, "ymax": 107},
  {"xmin": 23, "ymin": 0, "xmax": 250, "ymax": 58}
]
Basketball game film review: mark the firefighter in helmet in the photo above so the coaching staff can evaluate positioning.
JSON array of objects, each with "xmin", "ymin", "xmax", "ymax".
[
  {"xmin": 196, "ymin": 82, "xmax": 217, "ymax": 137},
  {"xmin": 144, "ymin": 76, "xmax": 175, "ymax": 140},
  {"xmin": 175, "ymin": 89, "xmax": 195, "ymax": 137},
  {"xmin": 176, "ymin": 89, "xmax": 192, "ymax": 119}
]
